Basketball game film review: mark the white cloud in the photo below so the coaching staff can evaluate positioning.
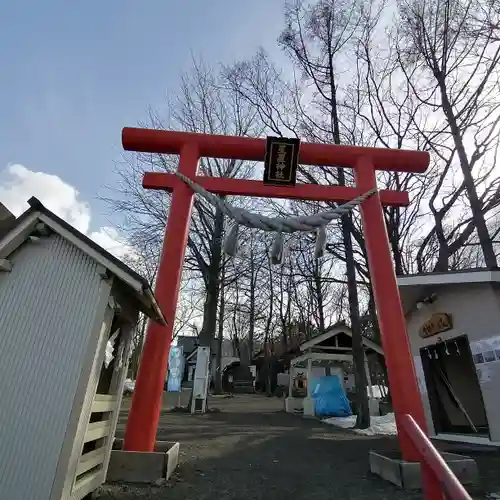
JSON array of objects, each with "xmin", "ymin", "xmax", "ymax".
[{"xmin": 0, "ymin": 164, "xmax": 133, "ymax": 260}]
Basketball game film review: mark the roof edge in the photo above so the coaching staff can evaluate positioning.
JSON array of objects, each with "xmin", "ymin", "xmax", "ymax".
[
  {"xmin": 27, "ymin": 197, "xmax": 44, "ymax": 210},
  {"xmin": 1, "ymin": 197, "xmax": 167, "ymax": 325},
  {"xmin": 397, "ymin": 269, "xmax": 500, "ymax": 288}
]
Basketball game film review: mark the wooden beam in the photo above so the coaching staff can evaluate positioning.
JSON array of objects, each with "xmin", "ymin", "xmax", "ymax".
[
  {"xmin": 142, "ymin": 173, "xmax": 410, "ymax": 206},
  {"xmin": 311, "ymin": 346, "xmax": 352, "ymax": 352},
  {"xmin": 76, "ymin": 447, "xmax": 107, "ymax": 476},
  {"xmin": 84, "ymin": 422, "xmax": 111, "ymax": 443},
  {"xmin": 292, "ymin": 352, "xmax": 353, "ymax": 365},
  {"xmin": 91, "ymin": 395, "xmax": 119, "ymax": 413}
]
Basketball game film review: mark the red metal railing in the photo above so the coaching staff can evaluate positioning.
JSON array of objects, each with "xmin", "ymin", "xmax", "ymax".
[{"xmin": 401, "ymin": 414, "xmax": 472, "ymax": 500}]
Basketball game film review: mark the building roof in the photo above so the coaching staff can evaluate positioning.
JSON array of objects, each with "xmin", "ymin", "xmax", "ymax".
[
  {"xmin": 397, "ymin": 268, "xmax": 500, "ymax": 288},
  {"xmin": 185, "ymin": 339, "xmax": 237, "ymax": 362},
  {"xmin": 299, "ymin": 323, "xmax": 384, "ymax": 355},
  {"xmin": 176, "ymin": 335, "xmax": 198, "ymax": 356},
  {"xmin": 397, "ymin": 268, "xmax": 500, "ymax": 314},
  {"xmin": 0, "ymin": 197, "xmax": 166, "ymax": 324}
]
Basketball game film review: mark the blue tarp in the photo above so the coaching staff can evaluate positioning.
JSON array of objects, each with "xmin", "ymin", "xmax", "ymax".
[{"xmin": 311, "ymin": 375, "xmax": 352, "ymax": 418}]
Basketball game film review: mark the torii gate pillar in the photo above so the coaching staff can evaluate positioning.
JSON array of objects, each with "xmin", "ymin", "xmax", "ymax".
[{"xmin": 121, "ymin": 128, "xmax": 429, "ymax": 466}]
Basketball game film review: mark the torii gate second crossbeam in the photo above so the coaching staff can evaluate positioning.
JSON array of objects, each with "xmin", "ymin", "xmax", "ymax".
[{"xmin": 120, "ymin": 126, "xmax": 430, "ymax": 473}]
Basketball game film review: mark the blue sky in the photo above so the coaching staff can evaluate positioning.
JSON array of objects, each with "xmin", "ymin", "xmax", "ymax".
[{"xmin": 0, "ymin": 1, "xmax": 286, "ymax": 253}]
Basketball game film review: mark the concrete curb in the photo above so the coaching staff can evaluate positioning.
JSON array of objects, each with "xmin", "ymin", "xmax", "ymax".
[
  {"xmin": 106, "ymin": 439, "xmax": 180, "ymax": 484},
  {"xmin": 369, "ymin": 450, "xmax": 478, "ymax": 490}
]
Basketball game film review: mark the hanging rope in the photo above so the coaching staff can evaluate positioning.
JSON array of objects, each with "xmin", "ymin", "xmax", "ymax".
[{"xmin": 175, "ymin": 171, "xmax": 376, "ymax": 263}]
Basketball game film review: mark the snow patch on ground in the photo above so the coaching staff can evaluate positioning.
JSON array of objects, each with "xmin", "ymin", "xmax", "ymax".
[{"xmin": 323, "ymin": 412, "xmax": 397, "ymax": 436}]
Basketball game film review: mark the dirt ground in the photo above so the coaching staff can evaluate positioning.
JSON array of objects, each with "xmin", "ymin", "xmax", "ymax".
[{"xmin": 96, "ymin": 393, "xmax": 500, "ymax": 500}]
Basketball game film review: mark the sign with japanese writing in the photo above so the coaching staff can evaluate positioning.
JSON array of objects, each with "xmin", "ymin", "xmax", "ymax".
[
  {"xmin": 263, "ymin": 136, "xmax": 300, "ymax": 186},
  {"xmin": 419, "ymin": 313, "xmax": 453, "ymax": 339}
]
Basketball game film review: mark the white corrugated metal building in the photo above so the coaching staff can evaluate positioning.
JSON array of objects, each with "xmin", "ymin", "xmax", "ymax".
[{"xmin": 0, "ymin": 197, "xmax": 166, "ymax": 500}]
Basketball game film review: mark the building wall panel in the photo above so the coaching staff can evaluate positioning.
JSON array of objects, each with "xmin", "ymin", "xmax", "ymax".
[{"xmin": 0, "ymin": 234, "xmax": 103, "ymax": 500}]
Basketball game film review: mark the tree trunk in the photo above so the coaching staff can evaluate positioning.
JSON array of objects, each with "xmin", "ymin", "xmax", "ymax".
[
  {"xmin": 214, "ymin": 261, "xmax": 225, "ymax": 394},
  {"xmin": 341, "ymin": 208, "xmax": 370, "ymax": 429},
  {"xmin": 191, "ymin": 203, "xmax": 224, "ymax": 407},
  {"xmin": 130, "ymin": 315, "xmax": 147, "ymax": 379},
  {"xmin": 327, "ymin": 43, "xmax": 370, "ymax": 428},
  {"xmin": 198, "ymin": 204, "xmax": 224, "ymax": 346},
  {"xmin": 368, "ymin": 286, "xmax": 391, "ymax": 406},
  {"xmin": 313, "ymin": 262, "xmax": 326, "ymax": 334},
  {"xmin": 246, "ymin": 248, "xmax": 256, "ymax": 366},
  {"xmin": 387, "ymin": 202, "xmax": 404, "ymax": 276},
  {"xmin": 263, "ymin": 253, "xmax": 274, "ymax": 395},
  {"xmin": 438, "ymin": 82, "xmax": 497, "ymax": 269},
  {"xmin": 267, "ymin": 355, "xmax": 276, "ymax": 396}
]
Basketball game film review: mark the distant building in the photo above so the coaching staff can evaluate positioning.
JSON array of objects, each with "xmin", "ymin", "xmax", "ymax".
[
  {"xmin": 180, "ymin": 337, "xmax": 244, "ymax": 388},
  {"xmin": 210, "ymin": 338, "xmax": 240, "ymax": 380},
  {"xmin": 176, "ymin": 335, "xmax": 198, "ymax": 357},
  {"xmin": 176, "ymin": 335, "xmax": 199, "ymax": 384}
]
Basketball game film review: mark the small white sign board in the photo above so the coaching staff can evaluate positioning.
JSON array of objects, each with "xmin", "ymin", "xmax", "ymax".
[{"xmin": 191, "ymin": 346, "xmax": 211, "ymax": 414}]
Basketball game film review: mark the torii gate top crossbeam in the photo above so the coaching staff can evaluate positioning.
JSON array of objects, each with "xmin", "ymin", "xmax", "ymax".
[{"xmin": 122, "ymin": 127, "xmax": 429, "ymax": 174}]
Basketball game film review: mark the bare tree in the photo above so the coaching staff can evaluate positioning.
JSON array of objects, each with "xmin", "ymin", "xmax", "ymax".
[
  {"xmin": 214, "ymin": 257, "xmax": 226, "ymax": 394},
  {"xmin": 223, "ymin": 1, "xmax": 375, "ymax": 424},
  {"xmin": 290, "ymin": 237, "xmax": 342, "ymax": 333},
  {"xmin": 103, "ymin": 57, "xmax": 263, "ymax": 357},
  {"xmin": 105, "ymin": 0, "xmax": 500, "ymax": 427},
  {"xmin": 396, "ymin": 0, "xmax": 500, "ymax": 269},
  {"xmin": 274, "ymin": 0, "xmax": 372, "ymax": 427},
  {"xmin": 350, "ymin": 3, "xmax": 437, "ymax": 274}
]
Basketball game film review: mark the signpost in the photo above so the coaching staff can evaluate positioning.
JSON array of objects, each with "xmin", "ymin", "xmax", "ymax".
[
  {"xmin": 263, "ymin": 136, "xmax": 300, "ymax": 186},
  {"xmin": 190, "ymin": 346, "xmax": 211, "ymax": 414}
]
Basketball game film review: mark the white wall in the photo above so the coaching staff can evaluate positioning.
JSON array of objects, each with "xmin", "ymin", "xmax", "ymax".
[{"xmin": 405, "ymin": 282, "xmax": 500, "ymax": 441}]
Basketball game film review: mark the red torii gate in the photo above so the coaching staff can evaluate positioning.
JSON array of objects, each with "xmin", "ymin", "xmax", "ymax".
[{"xmin": 120, "ymin": 127, "xmax": 451, "ymax": 497}]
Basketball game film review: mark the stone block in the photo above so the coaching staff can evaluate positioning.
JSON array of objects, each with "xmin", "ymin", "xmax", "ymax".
[
  {"xmin": 369, "ymin": 450, "xmax": 478, "ymax": 490},
  {"xmin": 165, "ymin": 442, "xmax": 180, "ymax": 480},
  {"xmin": 106, "ymin": 440, "xmax": 180, "ymax": 484},
  {"xmin": 303, "ymin": 397, "xmax": 315, "ymax": 417},
  {"xmin": 285, "ymin": 397, "xmax": 302, "ymax": 413}
]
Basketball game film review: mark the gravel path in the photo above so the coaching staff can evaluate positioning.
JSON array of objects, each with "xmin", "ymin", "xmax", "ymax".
[{"xmin": 96, "ymin": 394, "xmax": 500, "ymax": 500}]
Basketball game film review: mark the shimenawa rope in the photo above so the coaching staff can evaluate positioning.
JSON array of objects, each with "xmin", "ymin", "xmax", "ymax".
[{"xmin": 175, "ymin": 171, "xmax": 376, "ymax": 264}]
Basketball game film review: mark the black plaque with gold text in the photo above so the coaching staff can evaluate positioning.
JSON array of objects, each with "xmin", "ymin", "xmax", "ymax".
[{"xmin": 263, "ymin": 136, "xmax": 300, "ymax": 186}]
